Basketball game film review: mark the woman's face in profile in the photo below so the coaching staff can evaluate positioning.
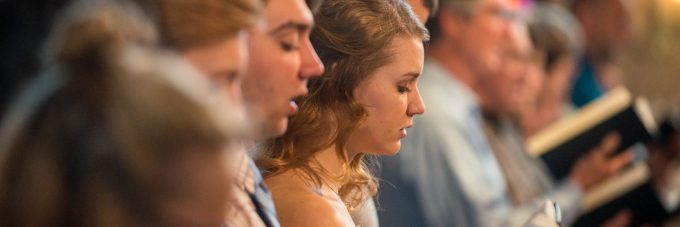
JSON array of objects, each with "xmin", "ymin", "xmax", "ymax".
[{"xmin": 346, "ymin": 37, "xmax": 426, "ymax": 156}]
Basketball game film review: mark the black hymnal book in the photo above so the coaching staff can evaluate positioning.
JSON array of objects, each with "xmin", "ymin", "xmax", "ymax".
[
  {"xmin": 574, "ymin": 178, "xmax": 669, "ymax": 226},
  {"xmin": 526, "ymin": 86, "xmax": 675, "ymax": 225},
  {"xmin": 573, "ymin": 163, "xmax": 672, "ymax": 226},
  {"xmin": 526, "ymin": 86, "xmax": 657, "ymax": 180}
]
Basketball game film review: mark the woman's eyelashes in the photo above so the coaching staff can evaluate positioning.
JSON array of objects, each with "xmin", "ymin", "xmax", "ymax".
[
  {"xmin": 397, "ymin": 74, "xmax": 420, "ymax": 94},
  {"xmin": 397, "ymin": 84, "xmax": 412, "ymax": 93}
]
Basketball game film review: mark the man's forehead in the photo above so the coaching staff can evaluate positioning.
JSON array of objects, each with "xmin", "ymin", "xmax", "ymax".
[{"xmin": 264, "ymin": 0, "xmax": 314, "ymax": 30}]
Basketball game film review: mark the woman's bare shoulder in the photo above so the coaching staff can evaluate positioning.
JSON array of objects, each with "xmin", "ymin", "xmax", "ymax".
[{"xmin": 265, "ymin": 170, "xmax": 355, "ymax": 227}]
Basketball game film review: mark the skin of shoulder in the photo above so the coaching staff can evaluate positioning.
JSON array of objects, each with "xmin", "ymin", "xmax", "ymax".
[{"xmin": 265, "ymin": 170, "xmax": 355, "ymax": 227}]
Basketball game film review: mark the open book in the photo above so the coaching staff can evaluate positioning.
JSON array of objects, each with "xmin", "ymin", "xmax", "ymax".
[
  {"xmin": 525, "ymin": 86, "xmax": 673, "ymax": 225},
  {"xmin": 573, "ymin": 163, "xmax": 670, "ymax": 226},
  {"xmin": 526, "ymin": 86, "xmax": 657, "ymax": 179}
]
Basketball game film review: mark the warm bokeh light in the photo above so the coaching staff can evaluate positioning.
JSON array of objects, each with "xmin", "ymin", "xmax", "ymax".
[{"xmin": 621, "ymin": 0, "xmax": 680, "ymax": 114}]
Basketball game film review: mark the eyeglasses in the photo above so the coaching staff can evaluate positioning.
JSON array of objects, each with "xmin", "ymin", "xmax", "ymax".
[{"xmin": 479, "ymin": 5, "xmax": 520, "ymax": 21}]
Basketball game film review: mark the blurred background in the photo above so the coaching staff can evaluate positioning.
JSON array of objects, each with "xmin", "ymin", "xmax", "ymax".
[
  {"xmin": 0, "ymin": 0, "xmax": 679, "ymax": 115},
  {"xmin": 622, "ymin": 0, "xmax": 680, "ymax": 115}
]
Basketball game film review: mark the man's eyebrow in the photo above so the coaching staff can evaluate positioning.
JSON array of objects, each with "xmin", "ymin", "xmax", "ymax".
[{"xmin": 269, "ymin": 21, "xmax": 312, "ymax": 35}]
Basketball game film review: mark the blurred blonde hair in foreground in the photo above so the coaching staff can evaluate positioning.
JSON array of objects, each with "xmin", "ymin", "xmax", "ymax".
[{"xmin": 0, "ymin": 0, "xmax": 247, "ymax": 226}]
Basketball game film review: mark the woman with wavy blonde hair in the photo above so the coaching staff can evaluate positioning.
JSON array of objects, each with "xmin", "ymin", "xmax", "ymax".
[{"xmin": 256, "ymin": 0, "xmax": 429, "ymax": 226}]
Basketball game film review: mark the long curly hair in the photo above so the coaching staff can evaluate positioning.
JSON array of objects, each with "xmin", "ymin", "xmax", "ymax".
[{"xmin": 257, "ymin": 0, "xmax": 428, "ymax": 209}]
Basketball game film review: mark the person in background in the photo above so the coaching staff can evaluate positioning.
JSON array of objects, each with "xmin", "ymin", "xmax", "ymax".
[
  {"xmin": 241, "ymin": 0, "xmax": 325, "ymax": 140},
  {"xmin": 518, "ymin": 1, "xmax": 583, "ymax": 137},
  {"xmin": 131, "ymin": 0, "xmax": 261, "ymax": 119},
  {"xmin": 477, "ymin": 16, "xmax": 633, "ymax": 226},
  {"xmin": 256, "ymin": 0, "xmax": 428, "ymax": 226},
  {"xmin": 128, "ymin": 0, "xmax": 270, "ymax": 224},
  {"xmin": 239, "ymin": 0, "xmax": 326, "ymax": 226},
  {"xmin": 406, "ymin": 0, "xmax": 439, "ymax": 22},
  {"xmin": 649, "ymin": 115, "xmax": 680, "ymax": 201},
  {"xmin": 378, "ymin": 0, "xmax": 519, "ymax": 225},
  {"xmin": 377, "ymin": 0, "xmax": 625, "ymax": 225},
  {"xmin": 569, "ymin": 0, "xmax": 631, "ymax": 107},
  {"xmin": 0, "ymin": 0, "xmax": 248, "ymax": 225},
  {"xmin": 140, "ymin": 0, "xmax": 326, "ymax": 225},
  {"xmin": 0, "ymin": 0, "xmax": 71, "ymax": 118}
]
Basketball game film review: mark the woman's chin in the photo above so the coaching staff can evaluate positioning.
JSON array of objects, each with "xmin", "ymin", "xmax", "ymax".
[{"xmin": 378, "ymin": 143, "xmax": 401, "ymax": 157}]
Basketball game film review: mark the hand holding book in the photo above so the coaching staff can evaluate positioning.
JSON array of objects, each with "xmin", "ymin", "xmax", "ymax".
[
  {"xmin": 569, "ymin": 133, "xmax": 635, "ymax": 191},
  {"xmin": 526, "ymin": 86, "xmax": 671, "ymax": 225},
  {"xmin": 526, "ymin": 86, "xmax": 655, "ymax": 180}
]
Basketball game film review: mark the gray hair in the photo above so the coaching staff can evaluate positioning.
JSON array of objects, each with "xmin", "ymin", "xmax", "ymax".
[{"xmin": 529, "ymin": 2, "xmax": 584, "ymax": 56}]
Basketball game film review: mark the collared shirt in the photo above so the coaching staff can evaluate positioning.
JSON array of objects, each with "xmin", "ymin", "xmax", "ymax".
[
  {"xmin": 224, "ymin": 151, "xmax": 280, "ymax": 227},
  {"xmin": 378, "ymin": 59, "xmax": 569, "ymax": 227},
  {"xmin": 248, "ymin": 159, "xmax": 281, "ymax": 227}
]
